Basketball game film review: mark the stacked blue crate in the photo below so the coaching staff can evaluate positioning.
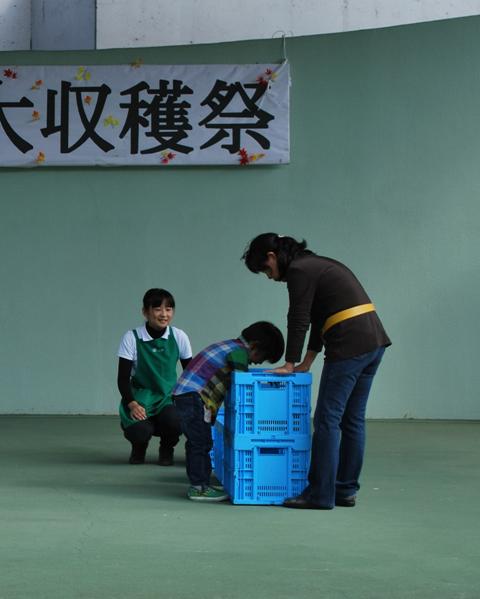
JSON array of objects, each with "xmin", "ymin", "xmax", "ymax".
[
  {"xmin": 210, "ymin": 406, "xmax": 224, "ymax": 483},
  {"xmin": 216, "ymin": 405, "xmax": 225, "ymax": 426},
  {"xmin": 221, "ymin": 370, "xmax": 312, "ymax": 505}
]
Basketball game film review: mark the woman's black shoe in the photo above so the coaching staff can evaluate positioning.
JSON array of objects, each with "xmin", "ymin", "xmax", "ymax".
[
  {"xmin": 335, "ymin": 495, "xmax": 356, "ymax": 507},
  {"xmin": 283, "ymin": 495, "xmax": 333, "ymax": 510},
  {"xmin": 158, "ymin": 446, "xmax": 174, "ymax": 466},
  {"xmin": 129, "ymin": 443, "xmax": 148, "ymax": 464}
]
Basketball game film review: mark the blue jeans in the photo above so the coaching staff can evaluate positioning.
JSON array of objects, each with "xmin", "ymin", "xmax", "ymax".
[
  {"xmin": 304, "ymin": 347, "xmax": 386, "ymax": 508},
  {"xmin": 174, "ymin": 392, "xmax": 213, "ymax": 488}
]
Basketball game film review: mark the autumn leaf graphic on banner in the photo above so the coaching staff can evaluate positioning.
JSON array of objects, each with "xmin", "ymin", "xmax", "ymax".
[
  {"xmin": 256, "ymin": 68, "xmax": 277, "ymax": 88},
  {"xmin": 160, "ymin": 151, "xmax": 176, "ymax": 165},
  {"xmin": 75, "ymin": 67, "xmax": 91, "ymax": 81},
  {"xmin": 238, "ymin": 148, "xmax": 265, "ymax": 165},
  {"xmin": 103, "ymin": 115, "xmax": 120, "ymax": 128},
  {"xmin": 3, "ymin": 68, "xmax": 17, "ymax": 79}
]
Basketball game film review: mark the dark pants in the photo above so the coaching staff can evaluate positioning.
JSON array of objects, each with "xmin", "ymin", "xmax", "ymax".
[
  {"xmin": 174, "ymin": 392, "xmax": 213, "ymax": 487},
  {"xmin": 123, "ymin": 404, "xmax": 181, "ymax": 449},
  {"xmin": 304, "ymin": 347, "xmax": 386, "ymax": 508}
]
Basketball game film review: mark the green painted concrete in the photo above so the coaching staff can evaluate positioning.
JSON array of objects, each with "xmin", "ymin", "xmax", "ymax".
[
  {"xmin": 1, "ymin": 17, "xmax": 480, "ymax": 418},
  {"xmin": 0, "ymin": 417, "xmax": 478, "ymax": 599}
]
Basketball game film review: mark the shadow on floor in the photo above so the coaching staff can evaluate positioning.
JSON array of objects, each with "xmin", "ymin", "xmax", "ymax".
[
  {"xmin": 13, "ymin": 477, "xmax": 190, "ymax": 501},
  {"xmin": 2, "ymin": 445, "xmax": 186, "ymax": 467}
]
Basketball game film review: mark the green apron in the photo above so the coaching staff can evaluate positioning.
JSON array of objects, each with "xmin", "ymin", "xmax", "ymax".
[{"xmin": 119, "ymin": 328, "xmax": 179, "ymax": 429}]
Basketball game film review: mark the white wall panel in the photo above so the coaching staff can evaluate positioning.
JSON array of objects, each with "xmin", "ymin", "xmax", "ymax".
[
  {"xmin": 97, "ymin": 0, "xmax": 480, "ymax": 49},
  {"xmin": 2, "ymin": 0, "xmax": 480, "ymax": 52},
  {"xmin": 31, "ymin": 0, "xmax": 95, "ymax": 50},
  {"xmin": 0, "ymin": 0, "xmax": 30, "ymax": 50}
]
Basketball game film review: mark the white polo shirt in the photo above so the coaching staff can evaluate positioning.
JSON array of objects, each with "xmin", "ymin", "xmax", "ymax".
[{"xmin": 117, "ymin": 325, "xmax": 192, "ymax": 370}]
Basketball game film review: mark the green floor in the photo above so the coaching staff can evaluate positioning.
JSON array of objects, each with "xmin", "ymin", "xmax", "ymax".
[{"xmin": 0, "ymin": 417, "xmax": 478, "ymax": 599}]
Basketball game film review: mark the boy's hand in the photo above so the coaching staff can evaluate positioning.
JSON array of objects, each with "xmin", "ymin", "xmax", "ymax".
[
  {"xmin": 128, "ymin": 401, "xmax": 147, "ymax": 420},
  {"xmin": 268, "ymin": 362, "xmax": 295, "ymax": 374}
]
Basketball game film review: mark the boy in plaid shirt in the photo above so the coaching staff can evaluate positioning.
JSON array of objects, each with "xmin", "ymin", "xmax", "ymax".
[{"xmin": 173, "ymin": 321, "xmax": 284, "ymax": 502}]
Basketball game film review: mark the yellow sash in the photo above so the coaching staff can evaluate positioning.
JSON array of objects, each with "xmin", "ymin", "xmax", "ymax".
[{"xmin": 321, "ymin": 303, "xmax": 376, "ymax": 335}]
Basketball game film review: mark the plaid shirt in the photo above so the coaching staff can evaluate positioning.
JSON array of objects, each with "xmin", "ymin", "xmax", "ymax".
[{"xmin": 173, "ymin": 337, "xmax": 249, "ymax": 418}]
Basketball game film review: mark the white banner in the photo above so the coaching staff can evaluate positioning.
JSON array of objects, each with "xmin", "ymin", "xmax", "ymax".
[{"xmin": 0, "ymin": 63, "xmax": 290, "ymax": 167}]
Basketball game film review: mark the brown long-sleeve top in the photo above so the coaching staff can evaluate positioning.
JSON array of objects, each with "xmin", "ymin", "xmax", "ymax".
[{"xmin": 285, "ymin": 253, "xmax": 391, "ymax": 362}]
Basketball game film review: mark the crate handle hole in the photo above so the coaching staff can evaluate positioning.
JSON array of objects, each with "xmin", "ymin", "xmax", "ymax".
[{"xmin": 258, "ymin": 448, "xmax": 284, "ymax": 455}]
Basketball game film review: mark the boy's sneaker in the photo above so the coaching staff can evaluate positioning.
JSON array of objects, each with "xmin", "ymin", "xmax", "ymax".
[
  {"xmin": 209, "ymin": 484, "xmax": 226, "ymax": 492},
  {"xmin": 187, "ymin": 486, "xmax": 229, "ymax": 502}
]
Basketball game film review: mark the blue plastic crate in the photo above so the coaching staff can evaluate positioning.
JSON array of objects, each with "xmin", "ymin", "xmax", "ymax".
[
  {"xmin": 224, "ymin": 427, "xmax": 311, "ymax": 451},
  {"xmin": 224, "ymin": 370, "xmax": 312, "ymax": 437},
  {"xmin": 223, "ymin": 442, "xmax": 310, "ymax": 505},
  {"xmin": 210, "ymin": 407, "xmax": 224, "ymax": 471},
  {"xmin": 211, "ymin": 421, "xmax": 225, "ymax": 484},
  {"xmin": 216, "ymin": 405, "xmax": 225, "ymax": 425}
]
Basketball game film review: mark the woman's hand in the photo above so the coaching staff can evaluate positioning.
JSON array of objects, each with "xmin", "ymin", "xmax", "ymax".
[
  {"xmin": 128, "ymin": 401, "xmax": 147, "ymax": 421},
  {"xmin": 294, "ymin": 363, "xmax": 311, "ymax": 373},
  {"xmin": 294, "ymin": 350, "xmax": 318, "ymax": 373}
]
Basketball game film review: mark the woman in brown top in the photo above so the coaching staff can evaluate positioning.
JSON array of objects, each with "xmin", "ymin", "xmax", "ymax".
[{"xmin": 242, "ymin": 233, "xmax": 391, "ymax": 509}]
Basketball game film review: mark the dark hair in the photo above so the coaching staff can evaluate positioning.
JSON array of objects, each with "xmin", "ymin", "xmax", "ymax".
[
  {"xmin": 241, "ymin": 321, "xmax": 285, "ymax": 363},
  {"xmin": 241, "ymin": 233, "xmax": 311, "ymax": 278},
  {"xmin": 142, "ymin": 288, "xmax": 175, "ymax": 310}
]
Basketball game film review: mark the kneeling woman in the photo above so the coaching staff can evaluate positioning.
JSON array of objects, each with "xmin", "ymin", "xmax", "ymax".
[{"xmin": 117, "ymin": 288, "xmax": 192, "ymax": 465}]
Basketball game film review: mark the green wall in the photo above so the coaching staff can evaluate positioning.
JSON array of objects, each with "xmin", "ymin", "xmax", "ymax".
[{"xmin": 1, "ymin": 17, "xmax": 479, "ymax": 418}]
